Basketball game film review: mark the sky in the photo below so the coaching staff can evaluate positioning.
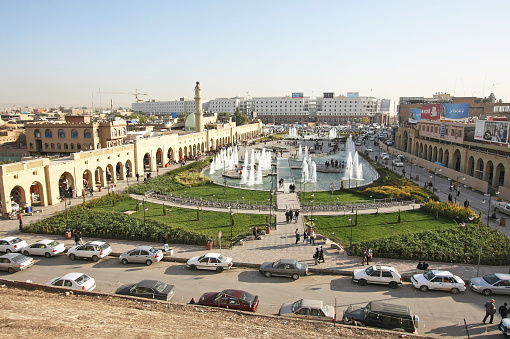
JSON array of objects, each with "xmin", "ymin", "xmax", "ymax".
[{"xmin": 1, "ymin": 0, "xmax": 509, "ymax": 109}]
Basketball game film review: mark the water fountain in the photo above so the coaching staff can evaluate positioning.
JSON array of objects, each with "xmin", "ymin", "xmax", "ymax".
[
  {"xmin": 288, "ymin": 127, "xmax": 298, "ymax": 139},
  {"xmin": 297, "ymin": 145, "xmax": 302, "ymax": 161},
  {"xmin": 329, "ymin": 128, "xmax": 337, "ymax": 139},
  {"xmin": 310, "ymin": 161, "xmax": 317, "ymax": 182},
  {"xmin": 301, "ymin": 159, "xmax": 309, "ymax": 182},
  {"xmin": 344, "ymin": 135, "xmax": 363, "ymax": 180}
]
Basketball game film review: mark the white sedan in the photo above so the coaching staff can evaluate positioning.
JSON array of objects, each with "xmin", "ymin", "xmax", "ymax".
[
  {"xmin": 366, "ymin": 147, "xmax": 373, "ymax": 152},
  {"xmin": 186, "ymin": 253, "xmax": 233, "ymax": 273},
  {"xmin": 392, "ymin": 159, "xmax": 404, "ymax": 167},
  {"xmin": 0, "ymin": 237, "xmax": 28, "ymax": 253},
  {"xmin": 411, "ymin": 270, "xmax": 466, "ymax": 293},
  {"xmin": 47, "ymin": 272, "xmax": 96, "ymax": 291},
  {"xmin": 21, "ymin": 239, "xmax": 66, "ymax": 257}
]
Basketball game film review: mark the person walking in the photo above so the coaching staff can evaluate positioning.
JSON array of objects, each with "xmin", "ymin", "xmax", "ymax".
[
  {"xmin": 362, "ymin": 248, "xmax": 368, "ymax": 266},
  {"xmin": 499, "ymin": 302, "xmax": 509, "ymax": 319},
  {"xmin": 402, "ymin": 168, "xmax": 406, "ymax": 177},
  {"xmin": 18, "ymin": 213, "xmax": 23, "ymax": 232},
  {"xmin": 367, "ymin": 248, "xmax": 373, "ymax": 265},
  {"xmin": 294, "ymin": 210, "xmax": 299, "ymax": 222},
  {"xmin": 464, "ymin": 199, "xmax": 470, "ymax": 208},
  {"xmin": 303, "ymin": 229, "xmax": 308, "ymax": 244},
  {"xmin": 309, "ymin": 229, "xmax": 315, "ymax": 245},
  {"xmin": 319, "ymin": 246, "xmax": 325, "ymax": 263},
  {"xmin": 295, "ymin": 229, "xmax": 300, "ymax": 244},
  {"xmin": 314, "ymin": 248, "xmax": 320, "ymax": 265},
  {"xmin": 74, "ymin": 230, "xmax": 82, "ymax": 246},
  {"xmin": 448, "ymin": 193, "xmax": 453, "ymax": 203},
  {"xmin": 483, "ymin": 299, "xmax": 497, "ymax": 324}
]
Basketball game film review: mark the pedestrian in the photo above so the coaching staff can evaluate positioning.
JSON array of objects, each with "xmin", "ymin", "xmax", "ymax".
[
  {"xmin": 464, "ymin": 199, "xmax": 470, "ymax": 208},
  {"xmin": 74, "ymin": 230, "xmax": 82, "ymax": 246},
  {"xmin": 402, "ymin": 169, "xmax": 406, "ymax": 177},
  {"xmin": 450, "ymin": 183, "xmax": 453, "ymax": 192},
  {"xmin": 457, "ymin": 188, "xmax": 461, "ymax": 197},
  {"xmin": 367, "ymin": 248, "xmax": 373, "ymax": 264},
  {"xmin": 448, "ymin": 193, "xmax": 453, "ymax": 203},
  {"xmin": 289, "ymin": 209, "xmax": 294, "ymax": 222},
  {"xmin": 483, "ymin": 299, "xmax": 496, "ymax": 324},
  {"xmin": 295, "ymin": 229, "xmax": 300, "ymax": 244},
  {"xmin": 319, "ymin": 246, "xmax": 325, "ymax": 263},
  {"xmin": 362, "ymin": 248, "xmax": 368, "ymax": 266},
  {"xmin": 424, "ymin": 182, "xmax": 427, "ymax": 189},
  {"xmin": 309, "ymin": 229, "xmax": 315, "ymax": 245},
  {"xmin": 136, "ymin": 173, "xmax": 139, "ymax": 181},
  {"xmin": 294, "ymin": 210, "xmax": 300, "ymax": 222},
  {"xmin": 285, "ymin": 210, "xmax": 290, "ymax": 223},
  {"xmin": 499, "ymin": 302, "xmax": 508, "ymax": 319},
  {"xmin": 428, "ymin": 181, "xmax": 433, "ymax": 190},
  {"xmin": 303, "ymin": 229, "xmax": 308, "ymax": 244},
  {"xmin": 89, "ymin": 187, "xmax": 94, "ymax": 196},
  {"xmin": 189, "ymin": 297, "xmax": 196, "ymax": 304},
  {"xmin": 421, "ymin": 261, "xmax": 429, "ymax": 271},
  {"xmin": 416, "ymin": 261, "xmax": 423, "ymax": 273},
  {"xmin": 18, "ymin": 213, "xmax": 23, "ymax": 232},
  {"xmin": 314, "ymin": 248, "xmax": 320, "ymax": 265}
]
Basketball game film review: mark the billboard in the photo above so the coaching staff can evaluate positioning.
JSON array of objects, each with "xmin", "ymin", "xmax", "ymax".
[
  {"xmin": 409, "ymin": 108, "xmax": 422, "ymax": 123},
  {"xmin": 347, "ymin": 92, "xmax": 359, "ymax": 98},
  {"xmin": 292, "ymin": 92, "xmax": 304, "ymax": 98},
  {"xmin": 421, "ymin": 104, "xmax": 441, "ymax": 120},
  {"xmin": 474, "ymin": 120, "xmax": 509, "ymax": 144},
  {"xmin": 440, "ymin": 103, "xmax": 470, "ymax": 122},
  {"xmin": 323, "ymin": 92, "xmax": 334, "ymax": 98}
]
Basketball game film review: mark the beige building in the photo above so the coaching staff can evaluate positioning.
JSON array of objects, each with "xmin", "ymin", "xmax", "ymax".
[{"xmin": 25, "ymin": 115, "xmax": 127, "ymax": 154}]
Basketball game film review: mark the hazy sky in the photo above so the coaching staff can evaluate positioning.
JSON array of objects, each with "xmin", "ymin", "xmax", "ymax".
[{"xmin": 1, "ymin": 1, "xmax": 509, "ymax": 109}]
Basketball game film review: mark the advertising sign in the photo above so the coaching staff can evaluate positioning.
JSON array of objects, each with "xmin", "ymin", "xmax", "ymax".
[
  {"xmin": 409, "ymin": 108, "xmax": 422, "ymax": 123},
  {"xmin": 440, "ymin": 104, "xmax": 470, "ymax": 122},
  {"xmin": 292, "ymin": 92, "xmax": 304, "ymax": 98},
  {"xmin": 440, "ymin": 124, "xmax": 446, "ymax": 138},
  {"xmin": 474, "ymin": 120, "xmax": 509, "ymax": 144},
  {"xmin": 421, "ymin": 104, "xmax": 441, "ymax": 120}
]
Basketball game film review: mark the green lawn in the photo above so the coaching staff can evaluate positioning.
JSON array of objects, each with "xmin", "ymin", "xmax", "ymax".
[
  {"xmin": 299, "ymin": 190, "xmax": 367, "ymax": 204},
  {"xmin": 309, "ymin": 210, "xmax": 457, "ymax": 247}
]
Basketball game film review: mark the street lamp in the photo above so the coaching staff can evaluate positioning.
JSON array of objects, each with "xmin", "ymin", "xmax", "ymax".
[
  {"xmin": 482, "ymin": 185, "xmax": 500, "ymax": 227},
  {"xmin": 463, "ymin": 216, "xmax": 475, "ymax": 263},
  {"xmin": 64, "ymin": 197, "xmax": 71, "ymax": 230},
  {"xmin": 409, "ymin": 157, "xmax": 416, "ymax": 180},
  {"xmin": 310, "ymin": 193, "xmax": 315, "ymax": 226},
  {"xmin": 454, "ymin": 176, "xmax": 465, "ymax": 204},
  {"xmin": 348, "ymin": 216, "xmax": 353, "ymax": 250},
  {"xmin": 432, "ymin": 167, "xmax": 442, "ymax": 191},
  {"xmin": 230, "ymin": 208, "xmax": 234, "ymax": 248}
]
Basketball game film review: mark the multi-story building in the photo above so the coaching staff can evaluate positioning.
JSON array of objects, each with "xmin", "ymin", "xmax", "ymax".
[
  {"xmin": 25, "ymin": 115, "xmax": 127, "ymax": 155},
  {"xmin": 204, "ymin": 97, "xmax": 241, "ymax": 114},
  {"xmin": 251, "ymin": 96, "xmax": 309, "ymax": 125},
  {"xmin": 132, "ymin": 98, "xmax": 195, "ymax": 117}
]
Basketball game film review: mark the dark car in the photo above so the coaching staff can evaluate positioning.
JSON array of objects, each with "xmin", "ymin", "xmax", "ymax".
[
  {"xmin": 198, "ymin": 289, "xmax": 259, "ymax": 312},
  {"xmin": 259, "ymin": 259, "xmax": 308, "ymax": 280},
  {"xmin": 115, "ymin": 280, "xmax": 175, "ymax": 301},
  {"xmin": 343, "ymin": 301, "xmax": 418, "ymax": 334}
]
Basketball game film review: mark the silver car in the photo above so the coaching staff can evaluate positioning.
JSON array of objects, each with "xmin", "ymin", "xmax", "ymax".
[
  {"xmin": 0, "ymin": 253, "xmax": 34, "ymax": 274},
  {"xmin": 21, "ymin": 239, "xmax": 66, "ymax": 257},
  {"xmin": 279, "ymin": 299, "xmax": 336, "ymax": 322},
  {"xmin": 119, "ymin": 246, "xmax": 163, "ymax": 266},
  {"xmin": 494, "ymin": 202, "xmax": 510, "ymax": 216},
  {"xmin": 469, "ymin": 273, "xmax": 510, "ymax": 296}
]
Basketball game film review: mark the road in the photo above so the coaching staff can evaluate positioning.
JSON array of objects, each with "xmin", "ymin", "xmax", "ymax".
[{"xmin": 2, "ymin": 255, "xmax": 507, "ymax": 338}]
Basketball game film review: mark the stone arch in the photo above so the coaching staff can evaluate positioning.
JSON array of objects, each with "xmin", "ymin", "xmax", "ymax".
[
  {"xmin": 201, "ymin": 142, "xmax": 205, "ymax": 153},
  {"xmin": 444, "ymin": 149, "xmax": 450, "ymax": 168},
  {"xmin": 467, "ymin": 156, "xmax": 475, "ymax": 176},
  {"xmin": 143, "ymin": 153, "xmax": 151, "ymax": 171},
  {"xmin": 453, "ymin": 149, "xmax": 461, "ymax": 171},
  {"xmin": 432, "ymin": 146, "xmax": 438, "ymax": 163},
  {"xmin": 210, "ymin": 138, "xmax": 214, "ymax": 150},
  {"xmin": 116, "ymin": 161, "xmax": 124, "ymax": 180},
  {"xmin": 475, "ymin": 158, "xmax": 484, "ymax": 180},
  {"xmin": 94, "ymin": 167, "xmax": 104, "ymax": 187},
  {"xmin": 106, "ymin": 164, "xmax": 115, "ymax": 183},
  {"xmin": 414, "ymin": 141, "xmax": 419, "ymax": 156},
  {"xmin": 495, "ymin": 162, "xmax": 505, "ymax": 187},
  {"xmin": 419, "ymin": 143, "xmax": 424, "ymax": 158},
  {"xmin": 30, "ymin": 181, "xmax": 45, "ymax": 206},
  {"xmin": 125, "ymin": 160, "xmax": 132, "ymax": 177},
  {"xmin": 183, "ymin": 146, "xmax": 188, "ymax": 158},
  {"xmin": 192, "ymin": 144, "xmax": 197, "ymax": 156},
  {"xmin": 58, "ymin": 171, "xmax": 75, "ymax": 199},
  {"xmin": 403, "ymin": 130, "xmax": 408, "ymax": 152},
  {"xmin": 485, "ymin": 160, "xmax": 494, "ymax": 184},
  {"xmin": 10, "ymin": 185, "xmax": 26, "ymax": 209},
  {"xmin": 438, "ymin": 148, "xmax": 444, "ymax": 164},
  {"xmin": 427, "ymin": 144, "xmax": 432, "ymax": 161},
  {"xmin": 178, "ymin": 147, "xmax": 183, "ymax": 160},
  {"xmin": 167, "ymin": 148, "xmax": 174, "ymax": 162},
  {"xmin": 156, "ymin": 148, "xmax": 163, "ymax": 167},
  {"xmin": 82, "ymin": 169, "xmax": 93, "ymax": 190}
]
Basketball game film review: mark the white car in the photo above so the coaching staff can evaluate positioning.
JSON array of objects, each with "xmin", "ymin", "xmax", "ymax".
[
  {"xmin": 380, "ymin": 153, "xmax": 390, "ymax": 160},
  {"xmin": 352, "ymin": 265, "xmax": 402, "ymax": 289},
  {"xmin": 411, "ymin": 270, "xmax": 466, "ymax": 293},
  {"xmin": 366, "ymin": 147, "xmax": 373, "ymax": 152},
  {"xmin": 21, "ymin": 239, "xmax": 66, "ymax": 257},
  {"xmin": 494, "ymin": 202, "xmax": 510, "ymax": 216},
  {"xmin": 47, "ymin": 272, "xmax": 96, "ymax": 291},
  {"xmin": 392, "ymin": 159, "xmax": 404, "ymax": 167},
  {"xmin": 0, "ymin": 237, "xmax": 28, "ymax": 253},
  {"xmin": 279, "ymin": 299, "xmax": 336, "ymax": 322},
  {"xmin": 119, "ymin": 246, "xmax": 163, "ymax": 266},
  {"xmin": 186, "ymin": 252, "xmax": 233, "ymax": 273},
  {"xmin": 67, "ymin": 241, "xmax": 112, "ymax": 262},
  {"xmin": 354, "ymin": 141, "xmax": 362, "ymax": 146}
]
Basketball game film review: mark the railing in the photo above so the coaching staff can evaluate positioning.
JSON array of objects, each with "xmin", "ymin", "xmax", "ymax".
[{"xmin": 300, "ymin": 198, "xmax": 416, "ymax": 212}]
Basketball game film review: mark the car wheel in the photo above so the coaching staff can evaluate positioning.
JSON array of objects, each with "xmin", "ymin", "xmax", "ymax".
[
  {"xmin": 121, "ymin": 258, "xmax": 128, "ymax": 265},
  {"xmin": 450, "ymin": 288, "xmax": 459, "ymax": 294},
  {"xmin": 494, "ymin": 208, "xmax": 500, "ymax": 213},
  {"xmin": 146, "ymin": 259, "xmax": 153, "ymax": 266},
  {"xmin": 23, "ymin": 250, "xmax": 30, "ymax": 256},
  {"xmin": 482, "ymin": 289, "xmax": 492, "ymax": 296},
  {"xmin": 264, "ymin": 271, "xmax": 271, "ymax": 278},
  {"xmin": 69, "ymin": 253, "xmax": 76, "ymax": 260},
  {"xmin": 292, "ymin": 273, "xmax": 299, "ymax": 280},
  {"xmin": 5, "ymin": 249, "xmax": 11, "ymax": 253},
  {"xmin": 8, "ymin": 267, "xmax": 15, "ymax": 274},
  {"xmin": 216, "ymin": 266, "xmax": 224, "ymax": 273},
  {"xmin": 389, "ymin": 281, "xmax": 398, "ymax": 289},
  {"xmin": 92, "ymin": 255, "xmax": 99, "ymax": 262},
  {"xmin": 358, "ymin": 279, "xmax": 367, "ymax": 286},
  {"xmin": 419, "ymin": 285, "xmax": 429, "ymax": 292},
  {"xmin": 44, "ymin": 252, "xmax": 51, "ymax": 258},
  {"xmin": 189, "ymin": 264, "xmax": 197, "ymax": 270}
]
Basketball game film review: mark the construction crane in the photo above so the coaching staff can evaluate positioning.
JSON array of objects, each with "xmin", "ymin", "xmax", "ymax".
[{"xmin": 97, "ymin": 89, "xmax": 148, "ymax": 103}]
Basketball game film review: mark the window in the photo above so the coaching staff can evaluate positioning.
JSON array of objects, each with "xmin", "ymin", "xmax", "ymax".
[
  {"xmin": 51, "ymin": 143, "xmax": 55, "ymax": 150},
  {"xmin": 57, "ymin": 143, "xmax": 61, "ymax": 150},
  {"xmin": 58, "ymin": 129, "xmax": 65, "ymax": 138},
  {"xmin": 112, "ymin": 129, "xmax": 118, "ymax": 137},
  {"xmin": 71, "ymin": 129, "xmax": 78, "ymax": 138},
  {"xmin": 44, "ymin": 143, "xmax": 49, "ymax": 149},
  {"xmin": 29, "ymin": 142, "xmax": 33, "ymax": 149},
  {"xmin": 382, "ymin": 271, "xmax": 393, "ymax": 278},
  {"xmin": 64, "ymin": 143, "xmax": 68, "ymax": 150},
  {"xmin": 34, "ymin": 129, "xmax": 41, "ymax": 138},
  {"xmin": 45, "ymin": 129, "xmax": 53, "ymax": 138},
  {"xmin": 77, "ymin": 143, "xmax": 81, "ymax": 150},
  {"xmin": 70, "ymin": 143, "xmax": 75, "ymax": 150},
  {"xmin": 84, "ymin": 129, "xmax": 91, "ymax": 138}
]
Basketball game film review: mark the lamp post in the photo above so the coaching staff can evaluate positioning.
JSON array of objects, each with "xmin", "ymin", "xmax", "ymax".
[
  {"xmin": 482, "ymin": 185, "xmax": 500, "ymax": 227},
  {"xmin": 463, "ymin": 216, "xmax": 475, "ymax": 263},
  {"xmin": 310, "ymin": 193, "xmax": 315, "ymax": 226},
  {"xmin": 64, "ymin": 196, "xmax": 71, "ymax": 230},
  {"xmin": 409, "ymin": 157, "xmax": 416, "ymax": 180},
  {"xmin": 230, "ymin": 207, "xmax": 234, "ymax": 248},
  {"xmin": 454, "ymin": 176, "xmax": 465, "ymax": 204},
  {"xmin": 348, "ymin": 216, "xmax": 353, "ymax": 250},
  {"xmin": 432, "ymin": 167, "xmax": 442, "ymax": 191}
]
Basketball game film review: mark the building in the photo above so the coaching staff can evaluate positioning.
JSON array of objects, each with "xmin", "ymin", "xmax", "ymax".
[
  {"xmin": 24, "ymin": 115, "xmax": 127, "ymax": 155},
  {"xmin": 204, "ymin": 97, "xmax": 241, "ymax": 114},
  {"xmin": 132, "ymin": 98, "xmax": 196, "ymax": 117}
]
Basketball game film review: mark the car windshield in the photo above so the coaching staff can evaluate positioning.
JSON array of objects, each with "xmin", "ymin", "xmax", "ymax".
[
  {"xmin": 12, "ymin": 254, "xmax": 27, "ymax": 263},
  {"xmin": 75, "ymin": 274, "xmax": 91, "ymax": 285},
  {"xmin": 365, "ymin": 266, "xmax": 374, "ymax": 275},
  {"xmin": 295, "ymin": 262, "xmax": 302, "ymax": 269},
  {"xmin": 47, "ymin": 241, "xmax": 60, "ymax": 248},
  {"xmin": 321, "ymin": 302, "xmax": 331, "ymax": 316},
  {"xmin": 292, "ymin": 300, "xmax": 303, "ymax": 313},
  {"xmin": 99, "ymin": 243, "xmax": 110, "ymax": 251},
  {"xmin": 241, "ymin": 292, "xmax": 256, "ymax": 304},
  {"xmin": 153, "ymin": 281, "xmax": 168, "ymax": 293},
  {"xmin": 149, "ymin": 247, "xmax": 158, "ymax": 254},
  {"xmin": 423, "ymin": 271, "xmax": 436, "ymax": 281},
  {"xmin": 11, "ymin": 238, "xmax": 22, "ymax": 244},
  {"xmin": 482, "ymin": 273, "xmax": 500, "ymax": 285}
]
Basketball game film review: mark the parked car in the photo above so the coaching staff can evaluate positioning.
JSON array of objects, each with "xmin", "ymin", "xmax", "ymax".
[
  {"xmin": 0, "ymin": 237, "xmax": 28, "ymax": 253},
  {"xmin": 198, "ymin": 289, "xmax": 259, "ymax": 312},
  {"xmin": 279, "ymin": 299, "xmax": 335, "ymax": 322},
  {"xmin": 46, "ymin": 273, "xmax": 96, "ymax": 291},
  {"xmin": 67, "ymin": 241, "xmax": 112, "ymax": 262},
  {"xmin": 352, "ymin": 265, "xmax": 402, "ymax": 289},
  {"xmin": 21, "ymin": 239, "xmax": 65, "ymax": 257},
  {"xmin": 392, "ymin": 159, "xmax": 404, "ymax": 167},
  {"xmin": 116, "ymin": 280, "xmax": 175, "ymax": 301},
  {"xmin": 186, "ymin": 253, "xmax": 233, "ymax": 273},
  {"xmin": 411, "ymin": 270, "xmax": 466, "ymax": 293},
  {"xmin": 386, "ymin": 141, "xmax": 394, "ymax": 146},
  {"xmin": 500, "ymin": 318, "xmax": 510, "ymax": 338},
  {"xmin": 354, "ymin": 141, "xmax": 362, "ymax": 146},
  {"xmin": 259, "ymin": 259, "xmax": 308, "ymax": 280},
  {"xmin": 0, "ymin": 253, "xmax": 34, "ymax": 274},
  {"xmin": 469, "ymin": 273, "xmax": 510, "ymax": 296},
  {"xmin": 494, "ymin": 202, "xmax": 510, "ymax": 216},
  {"xmin": 366, "ymin": 147, "xmax": 373, "ymax": 152},
  {"xmin": 343, "ymin": 301, "xmax": 418, "ymax": 334},
  {"xmin": 380, "ymin": 153, "xmax": 390, "ymax": 160},
  {"xmin": 119, "ymin": 246, "xmax": 163, "ymax": 266}
]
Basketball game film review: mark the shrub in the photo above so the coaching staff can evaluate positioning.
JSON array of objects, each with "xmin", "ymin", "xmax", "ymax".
[{"xmin": 421, "ymin": 200, "xmax": 479, "ymax": 223}]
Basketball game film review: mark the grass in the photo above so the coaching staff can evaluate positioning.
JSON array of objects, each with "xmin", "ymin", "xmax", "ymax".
[
  {"xmin": 299, "ymin": 190, "xmax": 367, "ymax": 204},
  {"xmin": 309, "ymin": 209, "xmax": 457, "ymax": 247},
  {"xmin": 161, "ymin": 183, "xmax": 272, "ymax": 204}
]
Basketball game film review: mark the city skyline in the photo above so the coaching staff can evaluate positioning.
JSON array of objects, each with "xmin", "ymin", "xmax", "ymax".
[{"xmin": 1, "ymin": 0, "xmax": 509, "ymax": 108}]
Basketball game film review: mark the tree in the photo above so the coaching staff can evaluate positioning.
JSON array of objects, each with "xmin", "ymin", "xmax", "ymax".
[
  {"xmin": 235, "ymin": 108, "xmax": 249, "ymax": 126},
  {"xmin": 58, "ymin": 106, "xmax": 64, "ymax": 112}
]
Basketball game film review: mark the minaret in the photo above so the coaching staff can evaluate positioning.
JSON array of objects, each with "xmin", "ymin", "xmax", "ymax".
[{"xmin": 194, "ymin": 81, "xmax": 203, "ymax": 132}]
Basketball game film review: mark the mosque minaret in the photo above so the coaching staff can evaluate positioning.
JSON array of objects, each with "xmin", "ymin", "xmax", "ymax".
[{"xmin": 194, "ymin": 81, "xmax": 204, "ymax": 132}]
